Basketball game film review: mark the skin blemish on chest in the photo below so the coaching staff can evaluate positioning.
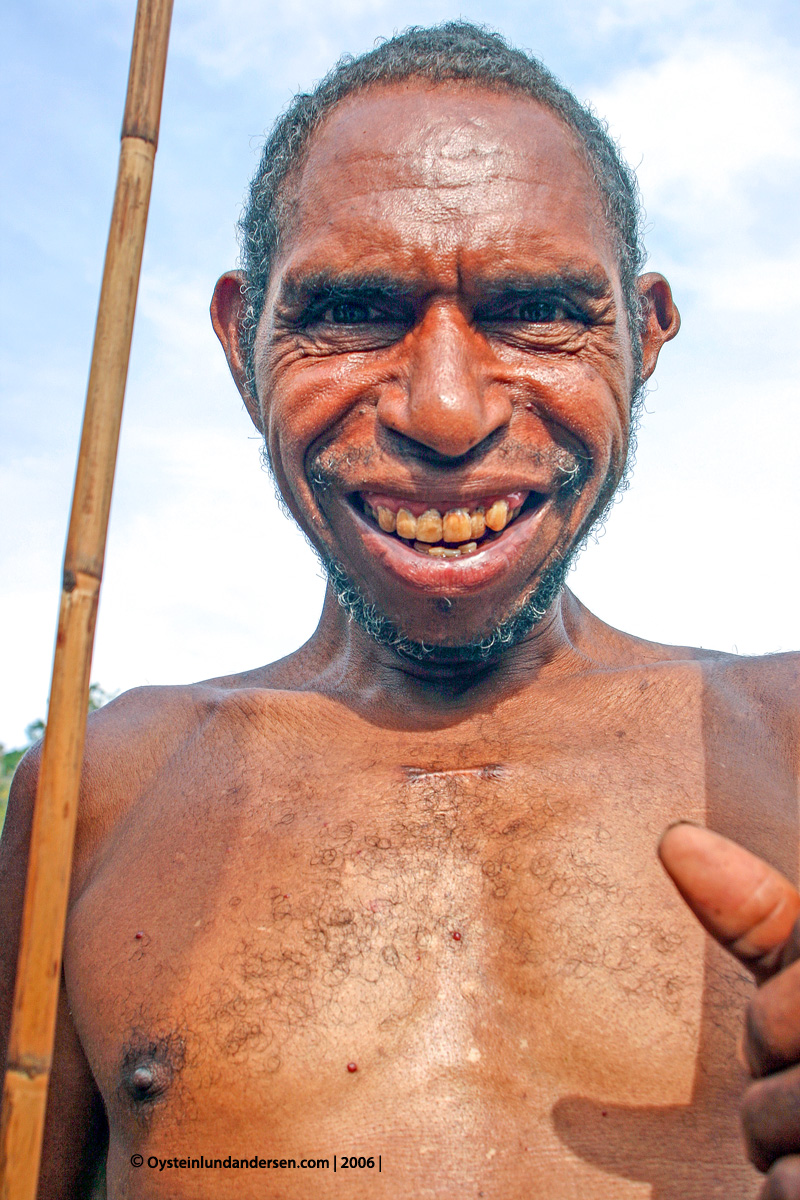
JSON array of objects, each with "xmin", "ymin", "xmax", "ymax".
[{"xmin": 403, "ymin": 764, "xmax": 506, "ymax": 782}]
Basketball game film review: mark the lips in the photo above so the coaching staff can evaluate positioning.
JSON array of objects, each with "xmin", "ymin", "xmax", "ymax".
[
  {"xmin": 348, "ymin": 487, "xmax": 554, "ymax": 596},
  {"xmin": 343, "ymin": 484, "xmax": 555, "ymax": 596}
]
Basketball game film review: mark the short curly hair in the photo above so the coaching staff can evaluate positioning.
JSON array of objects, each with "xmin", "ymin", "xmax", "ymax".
[{"xmin": 238, "ymin": 20, "xmax": 646, "ymax": 397}]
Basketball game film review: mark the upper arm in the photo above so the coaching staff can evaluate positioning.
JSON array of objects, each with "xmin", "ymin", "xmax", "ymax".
[
  {"xmin": 0, "ymin": 681, "xmax": 221, "ymax": 1196},
  {"xmin": 0, "ymin": 752, "xmax": 107, "ymax": 1199}
]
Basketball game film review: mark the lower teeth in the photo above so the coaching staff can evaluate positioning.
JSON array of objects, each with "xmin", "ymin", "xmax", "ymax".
[{"xmin": 413, "ymin": 541, "xmax": 478, "ymax": 558}]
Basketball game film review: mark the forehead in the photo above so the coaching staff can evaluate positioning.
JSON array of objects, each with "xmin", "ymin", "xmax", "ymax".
[{"xmin": 274, "ymin": 82, "xmax": 618, "ymax": 291}]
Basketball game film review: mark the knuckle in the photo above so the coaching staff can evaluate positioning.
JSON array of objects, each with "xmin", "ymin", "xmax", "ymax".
[
  {"xmin": 742, "ymin": 1068, "xmax": 800, "ymax": 1175},
  {"xmin": 742, "ymin": 1079, "xmax": 779, "ymax": 1171},
  {"xmin": 784, "ymin": 917, "xmax": 800, "ymax": 968},
  {"xmin": 747, "ymin": 998, "xmax": 777, "ymax": 1074},
  {"xmin": 761, "ymin": 1156, "xmax": 800, "ymax": 1200}
]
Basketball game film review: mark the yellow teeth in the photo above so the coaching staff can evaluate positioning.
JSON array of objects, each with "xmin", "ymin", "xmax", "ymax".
[
  {"xmin": 415, "ymin": 509, "xmax": 444, "ymax": 543},
  {"xmin": 470, "ymin": 507, "xmax": 486, "ymax": 538},
  {"xmin": 485, "ymin": 499, "xmax": 509, "ymax": 532},
  {"xmin": 376, "ymin": 505, "xmax": 397, "ymax": 533},
  {"xmin": 396, "ymin": 508, "xmax": 417, "ymax": 539},
  {"xmin": 442, "ymin": 508, "xmax": 472, "ymax": 542},
  {"xmin": 414, "ymin": 541, "xmax": 478, "ymax": 557},
  {"xmin": 368, "ymin": 497, "xmax": 523, "ymax": 551}
]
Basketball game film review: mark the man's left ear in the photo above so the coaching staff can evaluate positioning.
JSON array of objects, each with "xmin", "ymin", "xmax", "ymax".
[
  {"xmin": 636, "ymin": 273, "xmax": 680, "ymax": 381},
  {"xmin": 210, "ymin": 270, "xmax": 263, "ymax": 433}
]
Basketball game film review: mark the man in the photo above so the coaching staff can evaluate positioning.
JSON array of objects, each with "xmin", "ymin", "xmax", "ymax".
[{"xmin": 2, "ymin": 21, "xmax": 799, "ymax": 1199}]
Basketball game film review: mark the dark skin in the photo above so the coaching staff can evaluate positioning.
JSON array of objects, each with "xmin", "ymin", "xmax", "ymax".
[{"xmin": 2, "ymin": 81, "xmax": 799, "ymax": 1198}]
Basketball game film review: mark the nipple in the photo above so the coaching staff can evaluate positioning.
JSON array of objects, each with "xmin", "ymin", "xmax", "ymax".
[
  {"xmin": 130, "ymin": 1065, "xmax": 156, "ymax": 1098},
  {"xmin": 120, "ymin": 1034, "xmax": 184, "ymax": 1105}
]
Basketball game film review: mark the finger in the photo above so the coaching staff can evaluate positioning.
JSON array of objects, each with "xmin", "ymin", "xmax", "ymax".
[
  {"xmin": 760, "ymin": 1156, "xmax": 800, "ymax": 1200},
  {"xmin": 747, "ymin": 957, "xmax": 800, "ymax": 1077},
  {"xmin": 658, "ymin": 824, "xmax": 800, "ymax": 979},
  {"xmin": 742, "ymin": 1063, "xmax": 800, "ymax": 1172},
  {"xmin": 782, "ymin": 917, "xmax": 800, "ymax": 970}
]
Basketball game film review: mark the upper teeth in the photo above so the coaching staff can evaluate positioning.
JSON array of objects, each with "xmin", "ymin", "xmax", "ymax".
[{"xmin": 365, "ymin": 498, "xmax": 521, "ymax": 555}]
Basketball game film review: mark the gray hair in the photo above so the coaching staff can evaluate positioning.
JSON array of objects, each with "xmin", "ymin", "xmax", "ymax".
[{"xmin": 237, "ymin": 22, "xmax": 647, "ymax": 399}]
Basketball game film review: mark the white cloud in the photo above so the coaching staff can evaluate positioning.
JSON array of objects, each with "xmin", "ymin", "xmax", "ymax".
[
  {"xmin": 597, "ymin": 38, "xmax": 800, "ymax": 209},
  {"xmin": 171, "ymin": 0, "xmax": 403, "ymax": 87}
]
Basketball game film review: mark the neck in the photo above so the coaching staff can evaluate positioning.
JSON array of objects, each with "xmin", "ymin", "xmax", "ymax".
[{"xmin": 300, "ymin": 583, "xmax": 591, "ymax": 721}]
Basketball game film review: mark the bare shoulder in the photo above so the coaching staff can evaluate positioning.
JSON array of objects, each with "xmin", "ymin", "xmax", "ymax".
[
  {"xmin": 4, "ymin": 668, "xmax": 328, "ymax": 873},
  {"xmin": 74, "ymin": 676, "xmax": 301, "ymax": 822},
  {"xmin": 697, "ymin": 650, "xmax": 800, "ymax": 742},
  {"xmin": 575, "ymin": 596, "xmax": 799, "ymax": 761}
]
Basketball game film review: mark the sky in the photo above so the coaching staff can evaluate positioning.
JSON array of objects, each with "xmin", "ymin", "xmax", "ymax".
[{"xmin": 1, "ymin": 0, "xmax": 799, "ymax": 747}]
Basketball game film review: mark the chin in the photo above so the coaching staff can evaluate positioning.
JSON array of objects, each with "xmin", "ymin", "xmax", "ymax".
[{"xmin": 325, "ymin": 551, "xmax": 573, "ymax": 665}]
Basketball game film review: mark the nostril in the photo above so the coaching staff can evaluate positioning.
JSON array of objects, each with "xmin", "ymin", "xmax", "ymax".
[{"xmin": 378, "ymin": 393, "xmax": 512, "ymax": 460}]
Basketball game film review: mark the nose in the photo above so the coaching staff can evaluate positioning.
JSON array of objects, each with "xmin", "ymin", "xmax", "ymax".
[{"xmin": 377, "ymin": 303, "xmax": 512, "ymax": 458}]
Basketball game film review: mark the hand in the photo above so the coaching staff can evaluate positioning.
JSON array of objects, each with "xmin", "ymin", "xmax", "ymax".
[{"xmin": 659, "ymin": 823, "xmax": 800, "ymax": 1199}]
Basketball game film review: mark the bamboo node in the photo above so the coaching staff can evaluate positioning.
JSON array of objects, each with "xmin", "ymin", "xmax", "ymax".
[
  {"xmin": 62, "ymin": 568, "xmax": 101, "ymax": 597},
  {"xmin": 6, "ymin": 1058, "xmax": 49, "ymax": 1081}
]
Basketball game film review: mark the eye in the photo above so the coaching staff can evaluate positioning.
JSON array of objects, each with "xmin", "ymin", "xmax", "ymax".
[
  {"xmin": 327, "ymin": 301, "xmax": 374, "ymax": 324},
  {"xmin": 515, "ymin": 298, "xmax": 571, "ymax": 323}
]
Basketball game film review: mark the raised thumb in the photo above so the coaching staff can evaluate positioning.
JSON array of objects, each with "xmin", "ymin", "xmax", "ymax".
[{"xmin": 658, "ymin": 823, "xmax": 800, "ymax": 980}]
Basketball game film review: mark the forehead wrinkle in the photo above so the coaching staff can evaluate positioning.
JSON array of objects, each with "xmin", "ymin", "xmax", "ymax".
[
  {"xmin": 275, "ymin": 93, "xmax": 618, "ymax": 289},
  {"xmin": 281, "ymin": 195, "xmax": 615, "ymax": 269},
  {"xmin": 289, "ymin": 170, "xmax": 614, "ymax": 280},
  {"xmin": 296, "ymin": 87, "xmax": 598, "ymax": 210},
  {"xmin": 298, "ymin": 146, "xmax": 590, "ymax": 209},
  {"xmin": 273, "ymin": 227, "xmax": 617, "ymax": 304}
]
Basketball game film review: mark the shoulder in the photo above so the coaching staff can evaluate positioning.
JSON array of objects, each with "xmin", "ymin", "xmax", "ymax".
[
  {"xmin": 74, "ymin": 675, "xmax": 308, "ymax": 808},
  {"xmin": 2, "ymin": 677, "xmax": 302, "ymax": 884},
  {"xmin": 697, "ymin": 650, "xmax": 800, "ymax": 747},
  {"xmin": 77, "ymin": 672, "xmax": 339, "ymax": 803},
  {"xmin": 624, "ymin": 647, "xmax": 800, "ymax": 783},
  {"xmin": 575, "ymin": 595, "xmax": 799, "ymax": 756},
  {"xmin": 573, "ymin": 593, "xmax": 799, "ymax": 720}
]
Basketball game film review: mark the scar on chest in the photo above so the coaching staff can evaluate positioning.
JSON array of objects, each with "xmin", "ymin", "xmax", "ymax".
[
  {"xmin": 119, "ymin": 1032, "xmax": 185, "ymax": 1107},
  {"xmin": 402, "ymin": 764, "xmax": 506, "ymax": 782}
]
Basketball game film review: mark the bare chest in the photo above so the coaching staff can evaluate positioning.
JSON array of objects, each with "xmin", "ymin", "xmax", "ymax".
[{"xmin": 65, "ymin": 681, "xmax": 791, "ymax": 1197}]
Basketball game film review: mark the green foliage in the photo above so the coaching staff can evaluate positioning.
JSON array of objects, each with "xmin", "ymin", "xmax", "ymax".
[
  {"xmin": 87, "ymin": 683, "xmax": 115, "ymax": 713},
  {"xmin": 0, "ymin": 683, "xmax": 116, "ymax": 832},
  {"xmin": 25, "ymin": 718, "xmax": 45, "ymax": 744}
]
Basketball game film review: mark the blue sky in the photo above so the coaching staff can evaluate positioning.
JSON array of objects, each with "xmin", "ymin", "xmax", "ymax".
[{"xmin": 2, "ymin": 0, "xmax": 799, "ymax": 745}]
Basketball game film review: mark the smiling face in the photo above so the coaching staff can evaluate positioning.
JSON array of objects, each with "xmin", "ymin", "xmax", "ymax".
[{"xmin": 214, "ymin": 82, "xmax": 678, "ymax": 658}]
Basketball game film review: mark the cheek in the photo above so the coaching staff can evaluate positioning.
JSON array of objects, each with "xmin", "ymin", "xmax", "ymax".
[
  {"xmin": 260, "ymin": 351, "xmax": 382, "ymax": 511},
  {"xmin": 503, "ymin": 353, "xmax": 630, "ymax": 477}
]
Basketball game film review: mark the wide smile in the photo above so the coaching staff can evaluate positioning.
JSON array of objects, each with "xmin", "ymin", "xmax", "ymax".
[{"xmin": 344, "ymin": 488, "xmax": 556, "ymax": 594}]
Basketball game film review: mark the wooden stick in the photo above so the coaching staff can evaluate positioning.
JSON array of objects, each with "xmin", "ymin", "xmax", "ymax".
[{"xmin": 0, "ymin": 2, "xmax": 173, "ymax": 1194}]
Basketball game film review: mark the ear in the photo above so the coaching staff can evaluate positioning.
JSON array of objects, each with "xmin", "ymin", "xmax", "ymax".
[
  {"xmin": 210, "ymin": 271, "xmax": 263, "ymax": 433},
  {"xmin": 636, "ymin": 272, "xmax": 681, "ymax": 382}
]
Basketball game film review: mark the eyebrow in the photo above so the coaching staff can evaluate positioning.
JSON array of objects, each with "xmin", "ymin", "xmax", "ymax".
[
  {"xmin": 274, "ymin": 265, "xmax": 614, "ymax": 313},
  {"xmin": 473, "ymin": 269, "xmax": 613, "ymax": 303},
  {"xmin": 275, "ymin": 270, "xmax": 415, "ymax": 312}
]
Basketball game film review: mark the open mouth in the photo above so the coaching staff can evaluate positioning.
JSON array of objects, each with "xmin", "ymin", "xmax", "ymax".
[{"xmin": 356, "ymin": 490, "xmax": 540, "ymax": 558}]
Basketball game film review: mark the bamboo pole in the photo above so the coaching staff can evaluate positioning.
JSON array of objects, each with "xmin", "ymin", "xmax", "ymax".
[{"xmin": 0, "ymin": 2, "xmax": 173, "ymax": 1195}]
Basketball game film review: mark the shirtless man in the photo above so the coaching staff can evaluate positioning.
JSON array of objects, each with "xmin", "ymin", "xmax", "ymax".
[{"xmin": 2, "ymin": 22, "xmax": 799, "ymax": 1200}]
